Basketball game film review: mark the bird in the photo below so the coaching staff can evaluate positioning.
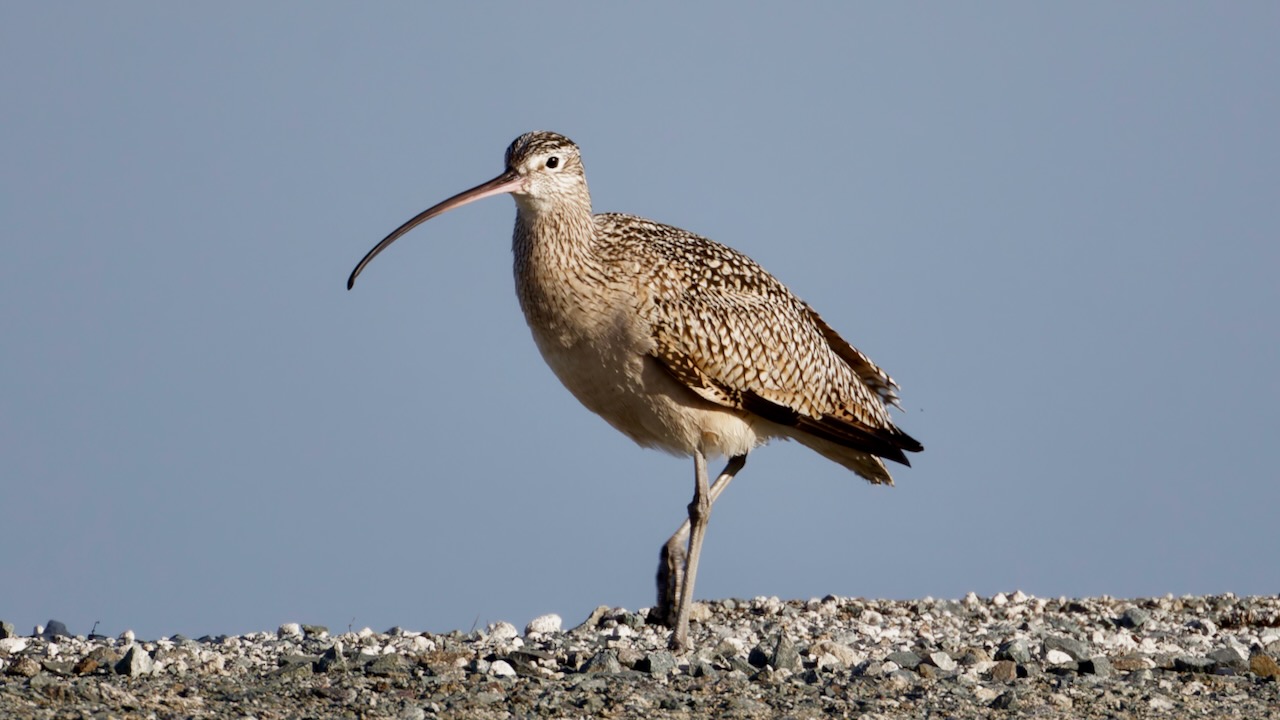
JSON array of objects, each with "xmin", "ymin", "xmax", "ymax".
[{"xmin": 347, "ymin": 131, "xmax": 922, "ymax": 651}]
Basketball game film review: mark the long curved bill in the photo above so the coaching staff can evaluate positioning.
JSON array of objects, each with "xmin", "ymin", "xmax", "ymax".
[{"xmin": 347, "ymin": 169, "xmax": 525, "ymax": 290}]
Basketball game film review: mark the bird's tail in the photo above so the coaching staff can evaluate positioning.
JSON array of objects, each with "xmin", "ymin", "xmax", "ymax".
[{"xmin": 787, "ymin": 432, "xmax": 896, "ymax": 486}]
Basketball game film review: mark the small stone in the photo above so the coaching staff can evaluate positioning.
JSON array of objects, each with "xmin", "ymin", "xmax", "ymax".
[
  {"xmin": 0, "ymin": 621, "xmax": 15, "ymax": 639},
  {"xmin": 489, "ymin": 660, "xmax": 516, "ymax": 677},
  {"xmin": 1250, "ymin": 653, "xmax": 1280, "ymax": 679},
  {"xmin": 119, "ymin": 630, "xmax": 136, "ymax": 644},
  {"xmin": 926, "ymin": 651, "xmax": 957, "ymax": 672},
  {"xmin": 1117, "ymin": 607, "xmax": 1150, "ymax": 629},
  {"xmin": 990, "ymin": 690, "xmax": 1018, "ymax": 709},
  {"xmin": 639, "ymin": 651, "xmax": 676, "ymax": 675},
  {"xmin": 688, "ymin": 603, "xmax": 712, "ymax": 622},
  {"xmin": 958, "ymin": 647, "xmax": 992, "ymax": 665},
  {"xmin": 1148, "ymin": 695, "xmax": 1175, "ymax": 711},
  {"xmin": 525, "ymin": 614, "xmax": 562, "ymax": 635},
  {"xmin": 400, "ymin": 707, "xmax": 426, "ymax": 720},
  {"xmin": 315, "ymin": 642, "xmax": 347, "ymax": 673},
  {"xmin": 366, "ymin": 654, "xmax": 408, "ymax": 676},
  {"xmin": 41, "ymin": 620, "xmax": 71, "ymax": 639},
  {"xmin": 277, "ymin": 623, "xmax": 303, "ymax": 640},
  {"xmin": 41, "ymin": 659, "xmax": 74, "ymax": 676},
  {"xmin": 73, "ymin": 656, "xmax": 100, "ymax": 675},
  {"xmin": 973, "ymin": 686, "xmax": 999, "ymax": 703},
  {"xmin": 1174, "ymin": 655, "xmax": 1214, "ymax": 673},
  {"xmin": 992, "ymin": 593, "xmax": 1008, "ymax": 607},
  {"xmin": 1208, "ymin": 646, "xmax": 1248, "ymax": 671},
  {"xmin": 1045, "ymin": 649, "xmax": 1074, "ymax": 665},
  {"xmin": 1044, "ymin": 635, "xmax": 1089, "ymax": 661},
  {"xmin": 6, "ymin": 656, "xmax": 40, "ymax": 677},
  {"xmin": 302, "ymin": 625, "xmax": 329, "ymax": 638},
  {"xmin": 485, "ymin": 622, "xmax": 518, "ymax": 642},
  {"xmin": 580, "ymin": 650, "xmax": 622, "ymax": 674},
  {"xmin": 1080, "ymin": 656, "xmax": 1112, "ymax": 677},
  {"xmin": 615, "ymin": 646, "xmax": 643, "ymax": 668},
  {"xmin": 990, "ymin": 660, "xmax": 1018, "ymax": 682},
  {"xmin": 689, "ymin": 658, "xmax": 717, "ymax": 678},
  {"xmin": 1048, "ymin": 692, "xmax": 1072, "ymax": 708},
  {"xmin": 771, "ymin": 634, "xmax": 801, "ymax": 671},
  {"xmin": 578, "ymin": 605, "xmax": 611, "ymax": 630},
  {"xmin": 114, "ymin": 645, "xmax": 154, "ymax": 677},
  {"xmin": 996, "ymin": 639, "xmax": 1030, "ymax": 664},
  {"xmin": 0, "ymin": 637, "xmax": 28, "ymax": 654},
  {"xmin": 1112, "ymin": 653, "xmax": 1154, "ymax": 671},
  {"xmin": 887, "ymin": 651, "xmax": 922, "ymax": 669},
  {"xmin": 809, "ymin": 640, "xmax": 860, "ymax": 669}
]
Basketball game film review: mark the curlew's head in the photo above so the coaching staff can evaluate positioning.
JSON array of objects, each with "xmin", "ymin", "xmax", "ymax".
[{"xmin": 347, "ymin": 131, "xmax": 588, "ymax": 289}]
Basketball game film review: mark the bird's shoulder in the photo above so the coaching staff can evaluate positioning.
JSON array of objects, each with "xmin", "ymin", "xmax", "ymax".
[{"xmin": 592, "ymin": 212, "xmax": 796, "ymax": 303}]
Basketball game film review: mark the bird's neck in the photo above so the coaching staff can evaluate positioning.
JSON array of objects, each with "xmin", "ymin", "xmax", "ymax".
[{"xmin": 512, "ymin": 204, "xmax": 610, "ymax": 340}]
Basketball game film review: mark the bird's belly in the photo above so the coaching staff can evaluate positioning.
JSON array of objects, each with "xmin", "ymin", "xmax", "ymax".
[{"xmin": 529, "ymin": 328, "xmax": 763, "ymax": 460}]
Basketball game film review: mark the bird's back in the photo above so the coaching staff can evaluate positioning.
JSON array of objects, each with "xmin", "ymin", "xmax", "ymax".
[{"xmin": 588, "ymin": 213, "xmax": 921, "ymax": 483}]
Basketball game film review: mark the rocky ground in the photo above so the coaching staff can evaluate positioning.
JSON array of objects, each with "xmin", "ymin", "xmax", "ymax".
[{"xmin": 2, "ymin": 593, "xmax": 1278, "ymax": 719}]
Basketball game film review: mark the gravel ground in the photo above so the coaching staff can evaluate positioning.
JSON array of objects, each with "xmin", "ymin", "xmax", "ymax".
[{"xmin": 3, "ymin": 593, "xmax": 1278, "ymax": 719}]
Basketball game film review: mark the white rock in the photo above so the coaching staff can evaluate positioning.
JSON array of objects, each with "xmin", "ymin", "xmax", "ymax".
[
  {"xmin": 357, "ymin": 627, "xmax": 375, "ymax": 639},
  {"xmin": 0, "ymin": 638, "xmax": 28, "ymax": 654},
  {"xmin": 612, "ymin": 624, "xmax": 634, "ymax": 639},
  {"xmin": 486, "ymin": 621, "xmax": 518, "ymax": 642},
  {"xmin": 525, "ymin": 614, "xmax": 562, "ymax": 635},
  {"xmin": 973, "ymin": 686, "xmax": 999, "ymax": 703},
  {"xmin": 1045, "ymin": 649, "xmax": 1074, "ymax": 665},
  {"xmin": 963, "ymin": 592, "xmax": 980, "ymax": 607},
  {"xmin": 809, "ymin": 640, "xmax": 861, "ymax": 668},
  {"xmin": 119, "ymin": 629, "xmax": 136, "ymax": 644},
  {"xmin": 411, "ymin": 635, "xmax": 435, "ymax": 652},
  {"xmin": 928, "ymin": 651, "xmax": 958, "ymax": 672},
  {"xmin": 489, "ymin": 659, "xmax": 516, "ymax": 677},
  {"xmin": 1048, "ymin": 692, "xmax": 1072, "ymax": 708},
  {"xmin": 1148, "ymin": 695, "xmax": 1175, "ymax": 711},
  {"xmin": 992, "ymin": 593, "xmax": 1008, "ymax": 607},
  {"xmin": 277, "ymin": 623, "xmax": 303, "ymax": 639},
  {"xmin": 1011, "ymin": 590, "xmax": 1029, "ymax": 604}
]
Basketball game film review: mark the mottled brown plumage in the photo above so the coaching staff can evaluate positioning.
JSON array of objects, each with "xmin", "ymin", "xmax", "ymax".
[{"xmin": 348, "ymin": 131, "xmax": 922, "ymax": 651}]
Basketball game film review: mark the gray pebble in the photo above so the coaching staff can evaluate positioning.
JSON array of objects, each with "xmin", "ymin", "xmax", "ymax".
[
  {"xmin": 771, "ymin": 634, "xmax": 801, "ymax": 671},
  {"xmin": 1044, "ymin": 634, "xmax": 1089, "ymax": 661},
  {"xmin": 639, "ymin": 650, "xmax": 676, "ymax": 675},
  {"xmin": 1117, "ymin": 607, "xmax": 1150, "ymax": 629},
  {"xmin": 996, "ymin": 639, "xmax": 1031, "ymax": 664},
  {"xmin": 580, "ymin": 650, "xmax": 622, "ymax": 674},
  {"xmin": 887, "ymin": 650, "xmax": 922, "ymax": 669},
  {"xmin": 114, "ymin": 645, "xmax": 154, "ymax": 677},
  {"xmin": 41, "ymin": 620, "xmax": 71, "ymax": 640}
]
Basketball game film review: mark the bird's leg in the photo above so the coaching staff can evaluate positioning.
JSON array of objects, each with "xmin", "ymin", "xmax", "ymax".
[
  {"xmin": 663, "ymin": 453, "xmax": 747, "ymax": 651},
  {"xmin": 655, "ymin": 454, "xmax": 746, "ymax": 629}
]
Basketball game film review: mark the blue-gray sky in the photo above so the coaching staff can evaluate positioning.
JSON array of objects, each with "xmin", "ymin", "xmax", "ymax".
[{"xmin": 3, "ymin": 4, "xmax": 1277, "ymax": 640}]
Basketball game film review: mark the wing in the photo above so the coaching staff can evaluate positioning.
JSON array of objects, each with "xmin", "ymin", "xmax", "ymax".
[{"xmin": 605, "ymin": 215, "xmax": 921, "ymax": 466}]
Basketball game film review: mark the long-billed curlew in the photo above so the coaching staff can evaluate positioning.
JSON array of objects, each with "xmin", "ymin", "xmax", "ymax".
[{"xmin": 348, "ymin": 131, "xmax": 922, "ymax": 651}]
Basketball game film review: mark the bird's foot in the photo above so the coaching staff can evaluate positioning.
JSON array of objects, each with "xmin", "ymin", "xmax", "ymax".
[{"xmin": 654, "ymin": 535, "xmax": 687, "ymax": 628}]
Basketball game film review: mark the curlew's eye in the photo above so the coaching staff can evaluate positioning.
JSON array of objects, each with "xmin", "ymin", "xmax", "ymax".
[{"xmin": 545, "ymin": 156, "xmax": 560, "ymax": 169}]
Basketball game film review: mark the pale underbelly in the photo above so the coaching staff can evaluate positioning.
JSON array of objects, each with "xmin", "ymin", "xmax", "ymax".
[{"xmin": 530, "ymin": 333, "xmax": 768, "ymax": 460}]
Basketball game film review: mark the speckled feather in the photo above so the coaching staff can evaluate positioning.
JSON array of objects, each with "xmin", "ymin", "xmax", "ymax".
[{"xmin": 503, "ymin": 132, "xmax": 921, "ymax": 484}]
